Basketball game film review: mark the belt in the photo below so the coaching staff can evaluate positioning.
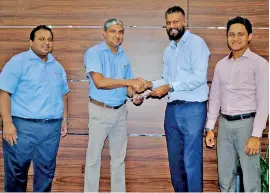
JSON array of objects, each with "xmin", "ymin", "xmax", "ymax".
[
  {"xmin": 89, "ymin": 97, "xmax": 125, "ymax": 110},
  {"xmin": 13, "ymin": 116, "xmax": 61, "ymax": 123},
  {"xmin": 168, "ymin": 100, "xmax": 200, "ymax": 105},
  {"xmin": 221, "ymin": 112, "xmax": 256, "ymax": 121}
]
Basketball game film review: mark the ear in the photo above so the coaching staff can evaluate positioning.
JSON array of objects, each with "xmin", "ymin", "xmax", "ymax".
[
  {"xmin": 102, "ymin": 31, "xmax": 106, "ymax": 39},
  {"xmin": 248, "ymin": 33, "xmax": 253, "ymax": 42},
  {"xmin": 30, "ymin": 40, "xmax": 33, "ymax": 47}
]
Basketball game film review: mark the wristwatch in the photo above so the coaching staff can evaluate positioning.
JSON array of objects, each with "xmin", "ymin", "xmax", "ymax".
[
  {"xmin": 168, "ymin": 84, "xmax": 174, "ymax": 92},
  {"xmin": 63, "ymin": 117, "xmax": 69, "ymax": 125}
]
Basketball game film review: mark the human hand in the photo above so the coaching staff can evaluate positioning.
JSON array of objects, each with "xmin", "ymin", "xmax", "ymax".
[
  {"xmin": 61, "ymin": 120, "xmax": 68, "ymax": 137},
  {"xmin": 132, "ymin": 93, "xmax": 144, "ymax": 105},
  {"xmin": 205, "ymin": 130, "xmax": 215, "ymax": 148},
  {"xmin": 3, "ymin": 121, "xmax": 17, "ymax": 146},
  {"xmin": 130, "ymin": 79, "xmax": 147, "ymax": 93},
  {"xmin": 245, "ymin": 136, "xmax": 260, "ymax": 156},
  {"xmin": 148, "ymin": 85, "xmax": 169, "ymax": 98}
]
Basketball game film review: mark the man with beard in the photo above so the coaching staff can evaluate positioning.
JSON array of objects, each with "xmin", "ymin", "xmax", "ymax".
[
  {"xmin": 144, "ymin": 6, "xmax": 210, "ymax": 192},
  {"xmin": 0, "ymin": 25, "xmax": 69, "ymax": 191},
  {"xmin": 84, "ymin": 19, "xmax": 145, "ymax": 192},
  {"xmin": 205, "ymin": 17, "xmax": 268, "ymax": 192}
]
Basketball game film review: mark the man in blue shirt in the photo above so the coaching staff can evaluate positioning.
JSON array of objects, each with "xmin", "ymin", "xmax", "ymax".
[
  {"xmin": 84, "ymin": 19, "xmax": 145, "ymax": 192},
  {"xmin": 145, "ymin": 6, "xmax": 210, "ymax": 192},
  {"xmin": 0, "ymin": 25, "xmax": 70, "ymax": 192}
]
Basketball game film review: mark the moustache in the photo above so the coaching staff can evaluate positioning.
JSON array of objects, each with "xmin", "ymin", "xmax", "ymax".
[{"xmin": 168, "ymin": 28, "xmax": 180, "ymax": 33}]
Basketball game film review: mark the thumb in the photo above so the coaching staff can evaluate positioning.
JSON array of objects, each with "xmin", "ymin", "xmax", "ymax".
[
  {"xmin": 206, "ymin": 136, "xmax": 214, "ymax": 147},
  {"xmin": 206, "ymin": 136, "xmax": 211, "ymax": 146},
  {"xmin": 210, "ymin": 137, "xmax": 215, "ymax": 146},
  {"xmin": 244, "ymin": 144, "xmax": 248, "ymax": 153}
]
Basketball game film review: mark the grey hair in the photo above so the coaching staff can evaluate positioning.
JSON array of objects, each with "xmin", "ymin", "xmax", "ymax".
[{"xmin": 103, "ymin": 19, "xmax": 124, "ymax": 31}]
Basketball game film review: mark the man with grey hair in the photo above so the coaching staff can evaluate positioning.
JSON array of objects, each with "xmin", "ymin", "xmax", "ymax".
[{"xmin": 83, "ymin": 18, "xmax": 145, "ymax": 192}]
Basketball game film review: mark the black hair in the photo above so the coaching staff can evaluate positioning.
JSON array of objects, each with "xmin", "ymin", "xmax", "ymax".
[
  {"xmin": 30, "ymin": 25, "xmax": 54, "ymax": 41},
  {"xmin": 227, "ymin": 16, "xmax": 252, "ymax": 35},
  {"xmin": 165, "ymin": 6, "xmax": 185, "ymax": 17}
]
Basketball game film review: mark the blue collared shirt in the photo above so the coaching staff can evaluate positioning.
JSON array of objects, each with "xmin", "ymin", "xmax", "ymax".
[
  {"xmin": 0, "ymin": 49, "xmax": 69, "ymax": 119},
  {"xmin": 152, "ymin": 30, "xmax": 210, "ymax": 102},
  {"xmin": 84, "ymin": 41, "xmax": 133, "ymax": 106}
]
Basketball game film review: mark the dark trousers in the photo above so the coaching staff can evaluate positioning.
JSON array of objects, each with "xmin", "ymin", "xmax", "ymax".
[
  {"xmin": 3, "ymin": 116, "xmax": 61, "ymax": 192},
  {"xmin": 164, "ymin": 102, "xmax": 206, "ymax": 192}
]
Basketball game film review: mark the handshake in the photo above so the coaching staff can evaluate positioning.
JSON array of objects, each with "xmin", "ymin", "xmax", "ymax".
[
  {"xmin": 129, "ymin": 77, "xmax": 151, "ymax": 93},
  {"xmin": 128, "ymin": 77, "xmax": 170, "ymax": 105}
]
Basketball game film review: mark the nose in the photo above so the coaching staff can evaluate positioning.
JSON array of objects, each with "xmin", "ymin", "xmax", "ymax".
[
  {"xmin": 115, "ymin": 32, "xmax": 121, "ymax": 39},
  {"xmin": 169, "ymin": 23, "xmax": 176, "ymax": 29}
]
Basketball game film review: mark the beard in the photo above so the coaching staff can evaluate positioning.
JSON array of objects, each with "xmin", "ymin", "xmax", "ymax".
[{"xmin": 167, "ymin": 27, "xmax": 186, "ymax": 41}]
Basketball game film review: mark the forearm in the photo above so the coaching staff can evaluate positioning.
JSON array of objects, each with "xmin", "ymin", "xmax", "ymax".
[
  {"xmin": 151, "ymin": 79, "xmax": 168, "ymax": 89},
  {"xmin": 97, "ymin": 77, "xmax": 133, "ymax": 89},
  {"xmin": 205, "ymin": 69, "xmax": 220, "ymax": 130},
  {"xmin": 252, "ymin": 111, "xmax": 268, "ymax": 138},
  {"xmin": 206, "ymin": 88, "xmax": 221, "ymax": 130},
  {"xmin": 205, "ymin": 104, "xmax": 220, "ymax": 130},
  {"xmin": 90, "ymin": 71, "xmax": 133, "ymax": 90},
  {"xmin": 63, "ymin": 94, "xmax": 68, "ymax": 118},
  {"xmin": 171, "ymin": 74, "xmax": 206, "ymax": 91},
  {"xmin": 0, "ymin": 91, "xmax": 12, "ymax": 124},
  {"xmin": 252, "ymin": 95, "xmax": 269, "ymax": 137},
  {"xmin": 252, "ymin": 61, "xmax": 269, "ymax": 137}
]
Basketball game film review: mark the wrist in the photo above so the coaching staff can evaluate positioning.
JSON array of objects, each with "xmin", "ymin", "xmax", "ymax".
[
  {"xmin": 205, "ymin": 128, "xmax": 213, "ymax": 132},
  {"xmin": 3, "ymin": 119, "xmax": 12, "ymax": 125},
  {"xmin": 168, "ymin": 84, "xmax": 174, "ymax": 92},
  {"xmin": 146, "ymin": 81, "xmax": 153, "ymax": 89},
  {"xmin": 62, "ymin": 117, "xmax": 69, "ymax": 124},
  {"xmin": 126, "ymin": 79, "xmax": 133, "ymax": 87}
]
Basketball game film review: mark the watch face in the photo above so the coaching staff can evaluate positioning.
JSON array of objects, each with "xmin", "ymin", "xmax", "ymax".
[{"xmin": 169, "ymin": 86, "xmax": 174, "ymax": 92}]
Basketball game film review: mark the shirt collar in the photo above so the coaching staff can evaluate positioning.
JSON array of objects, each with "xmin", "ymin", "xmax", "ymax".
[
  {"xmin": 227, "ymin": 47, "xmax": 254, "ymax": 60},
  {"xmin": 27, "ymin": 48, "xmax": 55, "ymax": 63},
  {"xmin": 100, "ymin": 41, "xmax": 124, "ymax": 54},
  {"xmin": 169, "ymin": 30, "xmax": 190, "ymax": 48}
]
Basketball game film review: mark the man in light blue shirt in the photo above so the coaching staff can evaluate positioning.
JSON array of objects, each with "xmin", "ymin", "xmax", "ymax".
[
  {"xmin": 145, "ymin": 6, "xmax": 210, "ymax": 192},
  {"xmin": 84, "ymin": 19, "xmax": 145, "ymax": 192},
  {"xmin": 0, "ymin": 25, "xmax": 69, "ymax": 192}
]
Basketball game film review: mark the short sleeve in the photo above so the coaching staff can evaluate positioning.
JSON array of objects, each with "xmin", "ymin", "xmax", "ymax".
[
  {"xmin": 84, "ymin": 49, "xmax": 102, "ymax": 75},
  {"xmin": 0, "ymin": 56, "xmax": 23, "ymax": 94},
  {"xmin": 62, "ymin": 70, "xmax": 70, "ymax": 95}
]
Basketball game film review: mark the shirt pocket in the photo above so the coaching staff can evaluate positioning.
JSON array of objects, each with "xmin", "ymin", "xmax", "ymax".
[
  {"xmin": 114, "ymin": 63, "xmax": 128, "ymax": 79},
  {"xmin": 50, "ymin": 72, "xmax": 64, "ymax": 87},
  {"xmin": 23, "ymin": 63, "xmax": 42, "ymax": 86}
]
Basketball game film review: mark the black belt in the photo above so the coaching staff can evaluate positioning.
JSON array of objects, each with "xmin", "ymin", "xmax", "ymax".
[
  {"xmin": 168, "ymin": 100, "xmax": 201, "ymax": 105},
  {"xmin": 221, "ymin": 112, "xmax": 256, "ymax": 121},
  {"xmin": 13, "ymin": 116, "xmax": 61, "ymax": 123}
]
